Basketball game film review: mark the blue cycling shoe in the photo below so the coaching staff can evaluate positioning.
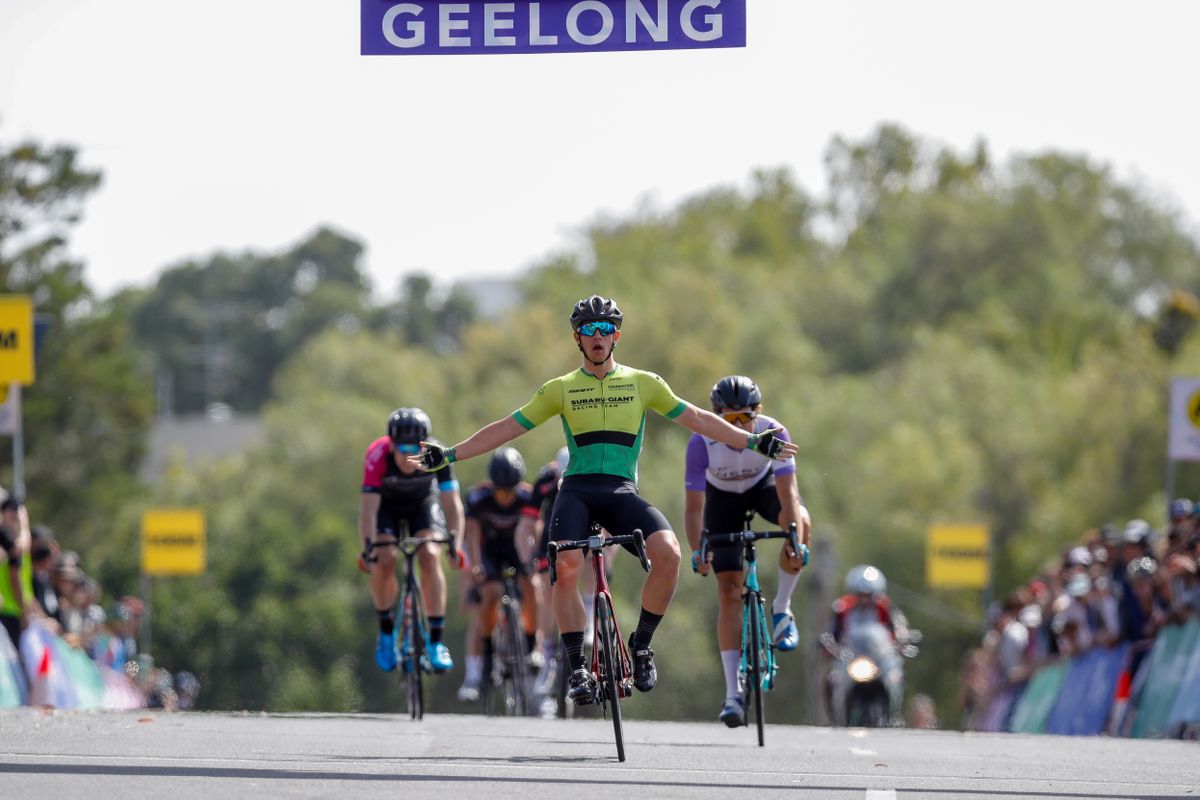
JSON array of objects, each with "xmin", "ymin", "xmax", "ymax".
[
  {"xmin": 375, "ymin": 631, "xmax": 398, "ymax": 672},
  {"xmin": 427, "ymin": 641, "xmax": 454, "ymax": 672},
  {"xmin": 719, "ymin": 695, "xmax": 746, "ymax": 728},
  {"xmin": 772, "ymin": 611, "xmax": 799, "ymax": 651}
]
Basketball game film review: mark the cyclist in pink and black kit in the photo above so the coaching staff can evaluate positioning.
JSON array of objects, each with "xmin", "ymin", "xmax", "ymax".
[
  {"xmin": 358, "ymin": 408, "xmax": 464, "ymax": 673},
  {"xmin": 684, "ymin": 376, "xmax": 812, "ymax": 727}
]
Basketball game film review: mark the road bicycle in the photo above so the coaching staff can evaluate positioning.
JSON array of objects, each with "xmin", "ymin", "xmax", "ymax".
[
  {"xmin": 483, "ymin": 565, "xmax": 532, "ymax": 717},
  {"xmin": 548, "ymin": 522, "xmax": 651, "ymax": 762},
  {"xmin": 366, "ymin": 532, "xmax": 458, "ymax": 720},
  {"xmin": 700, "ymin": 516, "xmax": 804, "ymax": 746}
]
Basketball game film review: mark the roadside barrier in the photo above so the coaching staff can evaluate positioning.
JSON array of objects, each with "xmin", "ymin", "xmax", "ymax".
[
  {"xmin": 996, "ymin": 621, "xmax": 1200, "ymax": 738},
  {"xmin": 2, "ymin": 620, "xmax": 144, "ymax": 710}
]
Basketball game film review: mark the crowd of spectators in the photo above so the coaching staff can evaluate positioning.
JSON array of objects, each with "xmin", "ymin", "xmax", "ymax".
[
  {"xmin": 0, "ymin": 487, "xmax": 198, "ymax": 710},
  {"xmin": 962, "ymin": 498, "xmax": 1200, "ymax": 732}
]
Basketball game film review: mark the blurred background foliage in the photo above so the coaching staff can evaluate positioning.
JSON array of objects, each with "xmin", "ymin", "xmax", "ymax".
[{"xmin": 4, "ymin": 122, "xmax": 1200, "ymax": 725}]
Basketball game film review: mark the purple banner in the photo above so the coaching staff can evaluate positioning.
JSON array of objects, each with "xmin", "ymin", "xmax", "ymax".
[{"xmin": 361, "ymin": 0, "xmax": 746, "ymax": 56}]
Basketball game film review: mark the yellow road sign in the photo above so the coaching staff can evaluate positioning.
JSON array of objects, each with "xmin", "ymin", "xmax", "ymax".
[
  {"xmin": 926, "ymin": 524, "xmax": 990, "ymax": 589},
  {"xmin": 141, "ymin": 508, "xmax": 206, "ymax": 576},
  {"xmin": 0, "ymin": 296, "xmax": 35, "ymax": 385}
]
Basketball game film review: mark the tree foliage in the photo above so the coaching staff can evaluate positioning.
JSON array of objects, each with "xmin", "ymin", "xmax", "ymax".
[{"xmin": 0, "ymin": 127, "xmax": 153, "ymax": 547}]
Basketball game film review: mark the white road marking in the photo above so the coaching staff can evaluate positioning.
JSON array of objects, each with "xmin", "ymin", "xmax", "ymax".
[
  {"xmin": 849, "ymin": 747, "xmax": 877, "ymax": 756},
  {"xmin": 865, "ymin": 791, "xmax": 897, "ymax": 800}
]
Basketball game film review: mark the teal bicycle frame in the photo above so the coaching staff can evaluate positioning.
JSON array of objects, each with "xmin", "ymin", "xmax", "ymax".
[{"xmin": 701, "ymin": 517, "xmax": 805, "ymax": 747}]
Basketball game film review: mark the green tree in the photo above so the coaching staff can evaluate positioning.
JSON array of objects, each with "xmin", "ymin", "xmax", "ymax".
[{"xmin": 0, "ymin": 128, "xmax": 153, "ymax": 549}]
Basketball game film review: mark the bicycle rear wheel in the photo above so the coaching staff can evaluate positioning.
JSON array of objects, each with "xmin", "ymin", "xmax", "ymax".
[
  {"xmin": 595, "ymin": 594, "xmax": 625, "ymax": 762},
  {"xmin": 748, "ymin": 595, "xmax": 765, "ymax": 746}
]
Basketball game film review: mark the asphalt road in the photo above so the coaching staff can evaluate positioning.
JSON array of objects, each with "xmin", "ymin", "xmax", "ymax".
[{"xmin": 2, "ymin": 709, "xmax": 1197, "ymax": 799}]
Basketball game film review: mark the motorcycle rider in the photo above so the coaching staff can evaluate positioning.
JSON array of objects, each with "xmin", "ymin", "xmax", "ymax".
[{"xmin": 824, "ymin": 565, "xmax": 911, "ymax": 726}]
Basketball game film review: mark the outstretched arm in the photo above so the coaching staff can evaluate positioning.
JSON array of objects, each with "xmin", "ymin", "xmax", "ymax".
[
  {"xmin": 409, "ymin": 415, "xmax": 527, "ymax": 470},
  {"xmin": 672, "ymin": 403, "xmax": 799, "ymax": 460}
]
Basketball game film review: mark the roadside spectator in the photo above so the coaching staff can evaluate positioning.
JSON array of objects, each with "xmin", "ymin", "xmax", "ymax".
[
  {"xmin": 1120, "ymin": 557, "xmax": 1168, "ymax": 643},
  {"xmin": 906, "ymin": 693, "xmax": 940, "ymax": 729},
  {"xmin": 174, "ymin": 671, "xmax": 200, "ymax": 710},
  {"xmin": 30, "ymin": 525, "xmax": 61, "ymax": 632},
  {"xmin": 0, "ymin": 493, "xmax": 33, "ymax": 650}
]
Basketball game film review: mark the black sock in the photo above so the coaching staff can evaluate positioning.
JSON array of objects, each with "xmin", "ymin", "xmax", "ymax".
[
  {"xmin": 525, "ymin": 633, "xmax": 537, "ymax": 655},
  {"xmin": 631, "ymin": 608, "xmax": 663, "ymax": 650},
  {"xmin": 429, "ymin": 616, "xmax": 445, "ymax": 644},
  {"xmin": 561, "ymin": 631, "xmax": 586, "ymax": 672},
  {"xmin": 377, "ymin": 609, "xmax": 395, "ymax": 635}
]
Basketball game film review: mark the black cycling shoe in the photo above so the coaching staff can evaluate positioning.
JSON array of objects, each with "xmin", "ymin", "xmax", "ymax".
[
  {"xmin": 629, "ymin": 635, "xmax": 657, "ymax": 692},
  {"xmin": 567, "ymin": 668, "xmax": 598, "ymax": 705}
]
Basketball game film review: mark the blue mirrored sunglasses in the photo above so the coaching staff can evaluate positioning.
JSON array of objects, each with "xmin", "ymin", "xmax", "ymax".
[
  {"xmin": 577, "ymin": 321, "xmax": 616, "ymax": 337},
  {"xmin": 393, "ymin": 442, "xmax": 422, "ymax": 454}
]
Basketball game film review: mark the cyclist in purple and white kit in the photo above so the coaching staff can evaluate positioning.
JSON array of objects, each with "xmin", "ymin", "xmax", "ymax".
[{"xmin": 684, "ymin": 376, "xmax": 812, "ymax": 728}]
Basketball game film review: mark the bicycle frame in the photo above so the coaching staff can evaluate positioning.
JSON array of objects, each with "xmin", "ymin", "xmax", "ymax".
[
  {"xmin": 547, "ymin": 522, "xmax": 652, "ymax": 762},
  {"xmin": 700, "ymin": 520, "xmax": 801, "ymax": 745},
  {"xmin": 373, "ymin": 533, "xmax": 456, "ymax": 719}
]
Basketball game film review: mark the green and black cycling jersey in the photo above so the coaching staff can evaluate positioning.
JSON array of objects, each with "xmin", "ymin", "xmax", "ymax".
[{"xmin": 512, "ymin": 365, "xmax": 686, "ymax": 483}]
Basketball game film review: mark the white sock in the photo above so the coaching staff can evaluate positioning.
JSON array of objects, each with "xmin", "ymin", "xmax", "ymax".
[
  {"xmin": 466, "ymin": 655, "xmax": 483, "ymax": 683},
  {"xmin": 773, "ymin": 570, "xmax": 801, "ymax": 616},
  {"xmin": 721, "ymin": 650, "xmax": 741, "ymax": 699}
]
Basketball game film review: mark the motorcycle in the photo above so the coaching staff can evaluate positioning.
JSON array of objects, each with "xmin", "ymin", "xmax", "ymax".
[{"xmin": 821, "ymin": 622, "xmax": 920, "ymax": 727}]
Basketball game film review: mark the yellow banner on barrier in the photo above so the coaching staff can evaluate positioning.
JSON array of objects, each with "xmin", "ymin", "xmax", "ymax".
[
  {"xmin": 926, "ymin": 524, "xmax": 990, "ymax": 589},
  {"xmin": 141, "ymin": 508, "xmax": 206, "ymax": 576}
]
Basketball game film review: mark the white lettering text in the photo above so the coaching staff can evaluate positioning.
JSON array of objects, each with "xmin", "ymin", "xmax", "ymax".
[
  {"xmin": 627, "ymin": 0, "xmax": 668, "ymax": 43},
  {"xmin": 681, "ymin": 0, "xmax": 722, "ymax": 42},
  {"xmin": 567, "ymin": 1, "xmax": 615, "ymax": 46},
  {"xmin": 484, "ymin": 3, "xmax": 516, "ymax": 46},
  {"xmin": 529, "ymin": 2, "xmax": 558, "ymax": 45},
  {"xmin": 382, "ymin": 3, "xmax": 424, "ymax": 48},
  {"xmin": 439, "ymin": 3, "xmax": 470, "ymax": 47}
]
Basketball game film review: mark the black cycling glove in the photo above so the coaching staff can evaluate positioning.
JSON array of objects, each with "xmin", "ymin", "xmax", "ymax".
[
  {"xmin": 749, "ymin": 429, "xmax": 786, "ymax": 459},
  {"xmin": 419, "ymin": 443, "xmax": 457, "ymax": 471}
]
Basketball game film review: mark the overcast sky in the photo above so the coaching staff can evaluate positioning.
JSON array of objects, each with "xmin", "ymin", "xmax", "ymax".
[{"xmin": 2, "ymin": 1, "xmax": 1198, "ymax": 299}]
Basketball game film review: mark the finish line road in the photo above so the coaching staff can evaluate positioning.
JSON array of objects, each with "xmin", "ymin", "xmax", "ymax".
[{"xmin": 1, "ymin": 710, "xmax": 1196, "ymax": 799}]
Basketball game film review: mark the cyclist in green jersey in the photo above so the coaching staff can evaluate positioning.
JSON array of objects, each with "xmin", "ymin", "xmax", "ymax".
[{"xmin": 412, "ymin": 295, "xmax": 798, "ymax": 702}]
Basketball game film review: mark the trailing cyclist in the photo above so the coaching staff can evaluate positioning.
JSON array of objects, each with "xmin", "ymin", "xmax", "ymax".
[
  {"xmin": 457, "ymin": 447, "xmax": 544, "ymax": 703},
  {"xmin": 410, "ymin": 295, "xmax": 798, "ymax": 707},
  {"xmin": 358, "ymin": 408, "xmax": 465, "ymax": 674},
  {"xmin": 685, "ymin": 375, "xmax": 812, "ymax": 728},
  {"xmin": 529, "ymin": 446, "xmax": 570, "ymax": 696}
]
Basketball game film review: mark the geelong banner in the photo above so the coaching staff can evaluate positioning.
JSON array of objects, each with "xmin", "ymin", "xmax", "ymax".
[{"xmin": 361, "ymin": 0, "xmax": 746, "ymax": 55}]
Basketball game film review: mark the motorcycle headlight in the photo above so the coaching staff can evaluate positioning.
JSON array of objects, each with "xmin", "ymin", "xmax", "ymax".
[{"xmin": 847, "ymin": 656, "xmax": 880, "ymax": 684}]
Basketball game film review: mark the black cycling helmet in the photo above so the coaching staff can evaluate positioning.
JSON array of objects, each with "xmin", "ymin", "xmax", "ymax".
[
  {"xmin": 387, "ymin": 407, "xmax": 431, "ymax": 445},
  {"xmin": 569, "ymin": 295, "xmax": 623, "ymax": 331},
  {"xmin": 710, "ymin": 375, "xmax": 762, "ymax": 411},
  {"xmin": 488, "ymin": 447, "xmax": 525, "ymax": 489}
]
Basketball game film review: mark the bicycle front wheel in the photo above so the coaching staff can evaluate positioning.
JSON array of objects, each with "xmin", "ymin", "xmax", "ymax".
[
  {"xmin": 595, "ymin": 594, "xmax": 625, "ymax": 762},
  {"xmin": 503, "ymin": 598, "xmax": 530, "ymax": 716},
  {"xmin": 404, "ymin": 590, "xmax": 424, "ymax": 720},
  {"xmin": 747, "ymin": 595, "xmax": 765, "ymax": 746}
]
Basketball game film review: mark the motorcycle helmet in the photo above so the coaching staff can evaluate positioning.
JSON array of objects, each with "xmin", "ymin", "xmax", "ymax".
[{"xmin": 845, "ymin": 564, "xmax": 887, "ymax": 597}]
